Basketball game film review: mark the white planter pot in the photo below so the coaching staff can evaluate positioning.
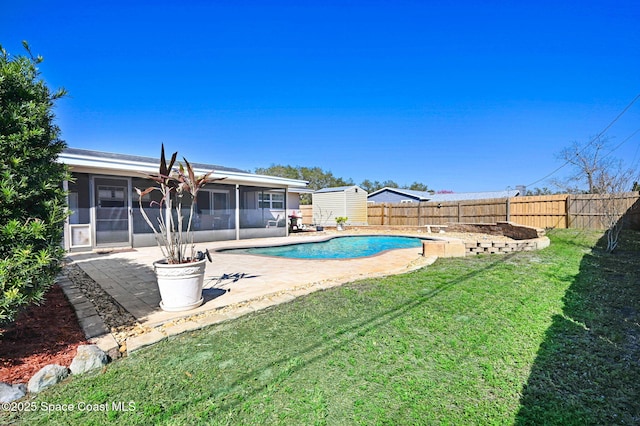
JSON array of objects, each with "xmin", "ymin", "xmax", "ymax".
[{"xmin": 153, "ymin": 259, "xmax": 206, "ymax": 312}]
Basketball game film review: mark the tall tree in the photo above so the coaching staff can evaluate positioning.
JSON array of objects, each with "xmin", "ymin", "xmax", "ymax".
[
  {"xmin": 361, "ymin": 180, "xmax": 432, "ymax": 193},
  {"xmin": 554, "ymin": 136, "xmax": 629, "ymax": 194},
  {"xmin": 359, "ymin": 179, "xmax": 379, "ymax": 193},
  {"xmin": 255, "ymin": 164, "xmax": 354, "ymax": 204},
  {"xmin": 525, "ymin": 187, "xmax": 555, "ymax": 196},
  {"xmin": 257, "ymin": 164, "xmax": 433, "ymax": 198},
  {"xmin": 407, "ymin": 181, "xmax": 431, "ymax": 192},
  {"xmin": 0, "ymin": 42, "xmax": 68, "ymax": 328},
  {"xmin": 255, "ymin": 164, "xmax": 354, "ymax": 191}
]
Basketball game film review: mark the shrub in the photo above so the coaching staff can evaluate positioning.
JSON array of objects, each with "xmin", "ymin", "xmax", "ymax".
[{"xmin": 0, "ymin": 42, "xmax": 68, "ymax": 329}]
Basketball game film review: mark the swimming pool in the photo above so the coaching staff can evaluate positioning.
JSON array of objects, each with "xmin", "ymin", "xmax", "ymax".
[{"xmin": 220, "ymin": 235, "xmax": 425, "ymax": 259}]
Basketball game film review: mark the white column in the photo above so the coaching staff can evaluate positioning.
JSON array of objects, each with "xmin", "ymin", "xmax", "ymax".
[
  {"xmin": 235, "ymin": 184, "xmax": 240, "ymax": 240},
  {"xmin": 285, "ymin": 186, "xmax": 289, "ymax": 237}
]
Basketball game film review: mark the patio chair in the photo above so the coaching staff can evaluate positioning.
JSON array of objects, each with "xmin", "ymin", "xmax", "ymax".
[{"xmin": 266, "ymin": 215, "xmax": 281, "ymax": 228}]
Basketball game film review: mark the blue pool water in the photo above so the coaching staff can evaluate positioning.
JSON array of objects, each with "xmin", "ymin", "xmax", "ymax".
[{"xmin": 221, "ymin": 235, "xmax": 425, "ymax": 259}]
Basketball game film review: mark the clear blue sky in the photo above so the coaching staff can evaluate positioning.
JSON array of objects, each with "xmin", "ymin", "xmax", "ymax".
[{"xmin": 3, "ymin": 0, "xmax": 639, "ymax": 192}]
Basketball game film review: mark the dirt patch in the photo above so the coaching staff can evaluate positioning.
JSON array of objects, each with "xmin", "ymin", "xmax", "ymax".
[
  {"xmin": 291, "ymin": 227, "xmax": 516, "ymax": 244},
  {"xmin": 0, "ymin": 284, "xmax": 90, "ymax": 384}
]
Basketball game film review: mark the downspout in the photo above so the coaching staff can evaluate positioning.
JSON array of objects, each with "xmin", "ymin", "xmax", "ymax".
[{"xmin": 127, "ymin": 177, "xmax": 133, "ymax": 248}]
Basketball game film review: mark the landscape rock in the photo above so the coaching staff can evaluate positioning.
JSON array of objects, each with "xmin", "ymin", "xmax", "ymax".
[
  {"xmin": 0, "ymin": 382, "xmax": 27, "ymax": 403},
  {"xmin": 69, "ymin": 344, "xmax": 109, "ymax": 375},
  {"xmin": 27, "ymin": 364, "xmax": 69, "ymax": 393}
]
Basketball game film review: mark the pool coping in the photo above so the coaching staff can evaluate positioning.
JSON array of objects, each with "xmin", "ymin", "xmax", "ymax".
[{"xmin": 214, "ymin": 234, "xmax": 440, "ymax": 260}]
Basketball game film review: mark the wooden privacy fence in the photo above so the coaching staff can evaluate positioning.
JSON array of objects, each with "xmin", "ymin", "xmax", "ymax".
[
  {"xmin": 299, "ymin": 205, "xmax": 314, "ymax": 225},
  {"xmin": 367, "ymin": 193, "xmax": 640, "ymax": 230}
]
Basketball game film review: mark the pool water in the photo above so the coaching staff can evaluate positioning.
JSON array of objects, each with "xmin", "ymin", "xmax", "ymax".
[{"xmin": 222, "ymin": 235, "xmax": 425, "ymax": 259}]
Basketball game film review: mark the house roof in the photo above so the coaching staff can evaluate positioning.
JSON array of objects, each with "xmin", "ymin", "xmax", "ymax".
[
  {"xmin": 62, "ymin": 147, "xmax": 247, "ymax": 173},
  {"xmin": 314, "ymin": 185, "xmax": 363, "ymax": 194},
  {"xmin": 426, "ymin": 190, "xmax": 520, "ymax": 202},
  {"xmin": 59, "ymin": 147, "xmax": 309, "ymax": 189},
  {"xmin": 367, "ymin": 187, "xmax": 520, "ymax": 202},
  {"xmin": 367, "ymin": 187, "xmax": 432, "ymax": 200}
]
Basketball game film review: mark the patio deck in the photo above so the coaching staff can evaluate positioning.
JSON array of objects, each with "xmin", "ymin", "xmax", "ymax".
[{"xmin": 64, "ymin": 232, "xmax": 437, "ymax": 355}]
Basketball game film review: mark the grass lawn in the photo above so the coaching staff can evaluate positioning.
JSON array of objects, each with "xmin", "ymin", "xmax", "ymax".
[{"xmin": 5, "ymin": 229, "xmax": 639, "ymax": 425}]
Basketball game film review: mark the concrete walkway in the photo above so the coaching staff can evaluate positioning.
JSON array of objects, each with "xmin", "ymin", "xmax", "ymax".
[{"xmin": 65, "ymin": 232, "xmax": 437, "ymax": 355}]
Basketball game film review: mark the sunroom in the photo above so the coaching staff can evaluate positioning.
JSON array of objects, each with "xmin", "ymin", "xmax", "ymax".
[{"xmin": 59, "ymin": 148, "xmax": 308, "ymax": 251}]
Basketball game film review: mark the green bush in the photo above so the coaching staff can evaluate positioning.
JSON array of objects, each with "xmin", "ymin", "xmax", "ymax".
[{"xmin": 0, "ymin": 42, "xmax": 68, "ymax": 328}]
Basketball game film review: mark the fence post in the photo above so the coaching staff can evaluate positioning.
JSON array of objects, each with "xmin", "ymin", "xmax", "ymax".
[
  {"xmin": 381, "ymin": 203, "xmax": 386, "ymax": 226},
  {"xmin": 457, "ymin": 202, "xmax": 462, "ymax": 223},
  {"xmin": 506, "ymin": 198, "xmax": 511, "ymax": 222},
  {"xmin": 566, "ymin": 195, "xmax": 572, "ymax": 228}
]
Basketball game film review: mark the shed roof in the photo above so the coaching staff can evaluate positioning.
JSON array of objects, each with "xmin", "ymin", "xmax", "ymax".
[{"xmin": 314, "ymin": 185, "xmax": 363, "ymax": 194}]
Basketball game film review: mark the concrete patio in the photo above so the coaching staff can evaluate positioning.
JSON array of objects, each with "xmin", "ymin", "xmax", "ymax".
[{"xmin": 63, "ymin": 232, "xmax": 437, "ymax": 355}]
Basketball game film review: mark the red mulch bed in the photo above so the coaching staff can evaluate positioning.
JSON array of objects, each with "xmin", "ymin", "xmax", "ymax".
[{"xmin": 0, "ymin": 284, "xmax": 89, "ymax": 384}]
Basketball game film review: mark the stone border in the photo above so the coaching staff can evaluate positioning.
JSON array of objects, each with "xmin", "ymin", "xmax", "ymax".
[
  {"xmin": 56, "ymin": 275, "xmax": 120, "ymax": 360},
  {"xmin": 462, "ymin": 237, "xmax": 550, "ymax": 255}
]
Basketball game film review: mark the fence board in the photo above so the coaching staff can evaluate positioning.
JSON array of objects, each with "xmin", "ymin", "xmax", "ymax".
[
  {"xmin": 569, "ymin": 193, "xmax": 640, "ymax": 230},
  {"xmin": 510, "ymin": 195, "xmax": 568, "ymax": 229}
]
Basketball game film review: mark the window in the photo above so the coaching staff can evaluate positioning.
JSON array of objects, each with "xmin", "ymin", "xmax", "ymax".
[
  {"xmin": 259, "ymin": 192, "xmax": 284, "ymax": 209},
  {"xmin": 97, "ymin": 186, "xmax": 125, "ymax": 208},
  {"xmin": 68, "ymin": 192, "xmax": 80, "ymax": 224},
  {"xmin": 400, "ymin": 199, "xmax": 416, "ymax": 203}
]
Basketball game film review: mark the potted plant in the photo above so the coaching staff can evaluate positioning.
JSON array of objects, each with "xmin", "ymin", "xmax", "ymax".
[
  {"xmin": 335, "ymin": 216, "xmax": 348, "ymax": 231},
  {"xmin": 135, "ymin": 144, "xmax": 221, "ymax": 312}
]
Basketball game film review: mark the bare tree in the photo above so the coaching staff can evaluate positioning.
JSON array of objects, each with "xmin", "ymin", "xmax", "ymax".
[
  {"xmin": 554, "ymin": 136, "xmax": 639, "ymax": 252},
  {"xmin": 598, "ymin": 167, "xmax": 637, "ymax": 252},
  {"xmin": 553, "ymin": 136, "xmax": 618, "ymax": 194}
]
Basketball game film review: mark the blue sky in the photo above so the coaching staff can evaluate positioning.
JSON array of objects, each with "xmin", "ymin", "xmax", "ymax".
[{"xmin": 3, "ymin": 0, "xmax": 639, "ymax": 192}]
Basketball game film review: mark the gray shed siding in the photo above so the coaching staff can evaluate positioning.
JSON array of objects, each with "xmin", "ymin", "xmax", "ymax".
[{"xmin": 368, "ymin": 191, "xmax": 421, "ymax": 204}]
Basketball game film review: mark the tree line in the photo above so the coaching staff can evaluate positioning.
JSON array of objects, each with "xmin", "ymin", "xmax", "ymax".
[{"xmin": 254, "ymin": 165, "xmax": 434, "ymax": 203}]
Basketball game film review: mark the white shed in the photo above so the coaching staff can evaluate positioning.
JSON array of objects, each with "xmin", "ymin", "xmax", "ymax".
[{"xmin": 312, "ymin": 185, "xmax": 368, "ymax": 226}]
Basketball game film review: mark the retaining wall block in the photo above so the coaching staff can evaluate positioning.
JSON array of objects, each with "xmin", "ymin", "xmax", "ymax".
[{"xmin": 422, "ymin": 240, "xmax": 466, "ymax": 258}]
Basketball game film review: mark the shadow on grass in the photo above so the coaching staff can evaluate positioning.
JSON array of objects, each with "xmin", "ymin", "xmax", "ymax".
[
  {"xmin": 204, "ymin": 252, "xmax": 520, "ymax": 413},
  {"xmin": 516, "ymin": 230, "xmax": 640, "ymax": 425}
]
